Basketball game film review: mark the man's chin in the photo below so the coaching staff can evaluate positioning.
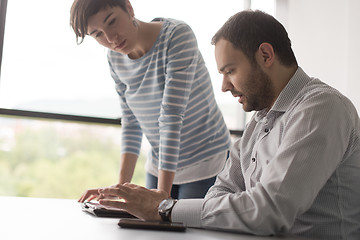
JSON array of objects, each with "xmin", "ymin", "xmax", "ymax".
[{"xmin": 241, "ymin": 103, "xmax": 252, "ymax": 112}]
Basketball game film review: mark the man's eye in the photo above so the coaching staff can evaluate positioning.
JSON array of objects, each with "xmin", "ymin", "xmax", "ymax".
[{"xmin": 226, "ymin": 70, "xmax": 233, "ymax": 75}]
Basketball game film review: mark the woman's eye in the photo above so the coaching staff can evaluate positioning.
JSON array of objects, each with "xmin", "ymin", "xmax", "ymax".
[
  {"xmin": 108, "ymin": 18, "xmax": 115, "ymax": 25},
  {"xmin": 95, "ymin": 32, "xmax": 103, "ymax": 38}
]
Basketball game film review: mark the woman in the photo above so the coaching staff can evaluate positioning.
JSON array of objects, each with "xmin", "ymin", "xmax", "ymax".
[{"xmin": 70, "ymin": 0, "xmax": 230, "ymax": 201}]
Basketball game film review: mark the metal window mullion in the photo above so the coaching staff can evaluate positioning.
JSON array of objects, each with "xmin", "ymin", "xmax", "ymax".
[{"xmin": 0, "ymin": 0, "xmax": 8, "ymax": 80}]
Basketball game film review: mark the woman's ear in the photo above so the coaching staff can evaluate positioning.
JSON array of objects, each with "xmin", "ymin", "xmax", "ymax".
[
  {"xmin": 126, "ymin": 0, "xmax": 135, "ymax": 18},
  {"xmin": 256, "ymin": 42, "xmax": 275, "ymax": 67}
]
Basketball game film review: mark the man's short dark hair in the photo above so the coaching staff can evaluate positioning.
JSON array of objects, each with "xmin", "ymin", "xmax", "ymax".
[
  {"xmin": 212, "ymin": 10, "xmax": 297, "ymax": 67},
  {"xmin": 70, "ymin": 0, "xmax": 127, "ymax": 44}
]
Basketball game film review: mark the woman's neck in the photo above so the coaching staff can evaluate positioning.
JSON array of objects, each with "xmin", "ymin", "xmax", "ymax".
[{"xmin": 128, "ymin": 20, "xmax": 163, "ymax": 59}]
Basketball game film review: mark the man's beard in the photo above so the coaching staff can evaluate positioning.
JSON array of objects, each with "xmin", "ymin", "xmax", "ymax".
[{"xmin": 242, "ymin": 64, "xmax": 275, "ymax": 112}]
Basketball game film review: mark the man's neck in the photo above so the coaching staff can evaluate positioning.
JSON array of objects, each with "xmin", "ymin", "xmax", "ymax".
[{"xmin": 267, "ymin": 64, "xmax": 298, "ymax": 110}]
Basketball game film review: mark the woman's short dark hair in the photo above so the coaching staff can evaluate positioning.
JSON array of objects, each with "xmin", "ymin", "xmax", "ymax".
[
  {"xmin": 70, "ymin": 0, "xmax": 127, "ymax": 44},
  {"xmin": 212, "ymin": 10, "xmax": 297, "ymax": 67}
]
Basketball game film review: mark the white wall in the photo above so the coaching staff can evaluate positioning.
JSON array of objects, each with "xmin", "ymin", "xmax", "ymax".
[{"xmin": 276, "ymin": 0, "xmax": 360, "ymax": 113}]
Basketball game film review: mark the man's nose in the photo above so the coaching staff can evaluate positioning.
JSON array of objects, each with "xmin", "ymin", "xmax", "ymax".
[{"xmin": 221, "ymin": 77, "xmax": 232, "ymax": 92}]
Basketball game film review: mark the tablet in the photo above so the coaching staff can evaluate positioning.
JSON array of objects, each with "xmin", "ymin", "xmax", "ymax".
[
  {"xmin": 118, "ymin": 218, "xmax": 186, "ymax": 232},
  {"xmin": 81, "ymin": 202, "xmax": 136, "ymax": 218}
]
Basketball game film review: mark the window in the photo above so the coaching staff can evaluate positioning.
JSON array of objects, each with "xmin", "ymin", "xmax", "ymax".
[
  {"xmin": 0, "ymin": 116, "xmax": 147, "ymax": 198},
  {"xmin": 0, "ymin": 0, "xmax": 253, "ymax": 129},
  {"xmin": 0, "ymin": 0, "xmax": 275, "ymax": 129},
  {"xmin": 0, "ymin": 0, "xmax": 120, "ymax": 118},
  {"xmin": 0, "ymin": 0, "xmax": 275, "ymax": 199}
]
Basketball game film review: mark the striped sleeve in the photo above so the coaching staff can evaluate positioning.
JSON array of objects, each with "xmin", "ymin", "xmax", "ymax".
[
  {"xmin": 158, "ymin": 23, "xmax": 199, "ymax": 171},
  {"xmin": 109, "ymin": 62, "xmax": 143, "ymax": 156}
]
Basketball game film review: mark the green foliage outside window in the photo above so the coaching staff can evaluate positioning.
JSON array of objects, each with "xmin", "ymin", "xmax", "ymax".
[{"xmin": 0, "ymin": 117, "xmax": 146, "ymax": 199}]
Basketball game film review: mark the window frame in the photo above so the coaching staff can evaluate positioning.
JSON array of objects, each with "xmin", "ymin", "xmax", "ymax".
[{"xmin": 0, "ymin": 0, "xmax": 7, "ymax": 76}]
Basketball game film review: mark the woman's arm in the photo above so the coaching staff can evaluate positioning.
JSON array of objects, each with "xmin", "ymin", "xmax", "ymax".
[
  {"xmin": 158, "ymin": 169, "xmax": 175, "ymax": 196},
  {"xmin": 118, "ymin": 152, "xmax": 138, "ymax": 184},
  {"xmin": 157, "ymin": 22, "xmax": 201, "ymax": 190}
]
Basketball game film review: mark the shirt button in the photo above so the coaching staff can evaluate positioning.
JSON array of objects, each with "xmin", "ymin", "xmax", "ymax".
[
  {"xmin": 265, "ymin": 128, "xmax": 269, "ymax": 133},
  {"xmin": 252, "ymin": 158, "xmax": 256, "ymax": 162}
]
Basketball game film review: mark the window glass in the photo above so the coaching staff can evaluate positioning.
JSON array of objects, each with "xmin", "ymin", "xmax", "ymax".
[
  {"xmin": 0, "ymin": 116, "xmax": 146, "ymax": 198},
  {"xmin": 0, "ymin": 0, "xmax": 276, "ymax": 199},
  {"xmin": 0, "ymin": 0, "xmax": 249, "ymax": 130},
  {"xmin": 0, "ymin": 0, "xmax": 120, "ymax": 118},
  {"xmin": 0, "ymin": 0, "xmax": 275, "ymax": 129}
]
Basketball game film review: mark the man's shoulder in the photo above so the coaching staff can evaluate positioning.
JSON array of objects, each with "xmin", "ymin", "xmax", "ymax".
[
  {"xmin": 294, "ymin": 78, "xmax": 348, "ymax": 108},
  {"xmin": 287, "ymin": 78, "xmax": 359, "ymax": 126}
]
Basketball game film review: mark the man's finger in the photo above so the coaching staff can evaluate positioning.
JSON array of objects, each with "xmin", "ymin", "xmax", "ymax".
[
  {"xmin": 78, "ymin": 193, "xmax": 90, "ymax": 203},
  {"xmin": 123, "ymin": 183, "xmax": 138, "ymax": 188},
  {"xmin": 99, "ymin": 199, "xmax": 126, "ymax": 210},
  {"xmin": 99, "ymin": 186, "xmax": 130, "ymax": 199}
]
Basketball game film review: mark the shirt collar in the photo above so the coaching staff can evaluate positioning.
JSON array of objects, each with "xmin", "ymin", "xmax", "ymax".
[
  {"xmin": 254, "ymin": 67, "xmax": 311, "ymax": 122},
  {"xmin": 270, "ymin": 67, "xmax": 311, "ymax": 112}
]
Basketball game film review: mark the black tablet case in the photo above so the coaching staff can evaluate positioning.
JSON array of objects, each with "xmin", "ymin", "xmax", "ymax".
[{"xmin": 81, "ymin": 202, "xmax": 137, "ymax": 218}]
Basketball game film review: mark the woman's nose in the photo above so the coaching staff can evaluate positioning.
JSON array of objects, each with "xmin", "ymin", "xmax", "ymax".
[{"xmin": 104, "ymin": 31, "xmax": 117, "ymax": 43}]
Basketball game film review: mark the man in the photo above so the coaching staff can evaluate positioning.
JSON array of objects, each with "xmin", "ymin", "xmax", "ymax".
[{"xmin": 98, "ymin": 10, "xmax": 360, "ymax": 239}]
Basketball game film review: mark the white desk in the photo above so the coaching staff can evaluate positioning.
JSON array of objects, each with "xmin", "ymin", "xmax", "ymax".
[{"xmin": 0, "ymin": 196, "xmax": 310, "ymax": 240}]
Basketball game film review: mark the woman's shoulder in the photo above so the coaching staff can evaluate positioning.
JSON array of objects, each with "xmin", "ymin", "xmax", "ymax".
[
  {"xmin": 107, "ymin": 48, "xmax": 123, "ymax": 62},
  {"xmin": 153, "ymin": 17, "xmax": 193, "ymax": 35},
  {"xmin": 152, "ymin": 17, "xmax": 188, "ymax": 27}
]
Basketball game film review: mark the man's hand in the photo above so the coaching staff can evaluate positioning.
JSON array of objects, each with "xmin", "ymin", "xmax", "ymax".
[
  {"xmin": 99, "ymin": 183, "xmax": 168, "ymax": 221},
  {"xmin": 78, "ymin": 188, "xmax": 102, "ymax": 203}
]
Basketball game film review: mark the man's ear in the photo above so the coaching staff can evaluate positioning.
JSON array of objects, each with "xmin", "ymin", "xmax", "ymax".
[{"xmin": 256, "ymin": 42, "xmax": 275, "ymax": 67}]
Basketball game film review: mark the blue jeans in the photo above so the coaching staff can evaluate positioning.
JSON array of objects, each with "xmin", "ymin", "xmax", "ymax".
[{"xmin": 146, "ymin": 173, "xmax": 216, "ymax": 199}]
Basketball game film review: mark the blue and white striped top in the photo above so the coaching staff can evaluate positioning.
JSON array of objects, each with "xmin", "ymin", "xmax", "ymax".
[{"xmin": 107, "ymin": 18, "xmax": 230, "ymax": 181}]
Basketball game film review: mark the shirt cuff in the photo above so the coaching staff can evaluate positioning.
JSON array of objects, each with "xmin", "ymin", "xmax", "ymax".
[{"xmin": 171, "ymin": 198, "xmax": 204, "ymax": 228}]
